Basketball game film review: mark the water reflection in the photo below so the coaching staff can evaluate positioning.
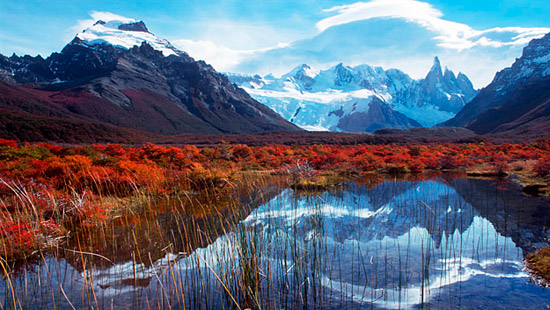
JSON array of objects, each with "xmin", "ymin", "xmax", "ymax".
[
  {"xmin": 1, "ymin": 176, "xmax": 549, "ymax": 309},
  {"xmin": 243, "ymin": 179, "xmax": 549, "ymax": 309}
]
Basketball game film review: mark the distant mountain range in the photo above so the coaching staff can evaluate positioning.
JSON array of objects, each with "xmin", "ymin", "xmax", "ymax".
[
  {"xmin": 228, "ymin": 30, "xmax": 550, "ymax": 137},
  {"xmin": 0, "ymin": 19, "xmax": 298, "ymax": 137},
  {"xmin": 227, "ymin": 57, "xmax": 478, "ymax": 132},
  {"xmin": 0, "ymin": 16, "xmax": 548, "ymax": 142},
  {"xmin": 443, "ymin": 32, "xmax": 550, "ymax": 136}
]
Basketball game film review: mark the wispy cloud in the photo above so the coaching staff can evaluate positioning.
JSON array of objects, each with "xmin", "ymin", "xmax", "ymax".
[
  {"xmin": 317, "ymin": 0, "xmax": 442, "ymax": 32},
  {"xmin": 70, "ymin": 11, "xmax": 137, "ymax": 35},
  {"xmin": 316, "ymin": 0, "xmax": 550, "ymax": 50},
  {"xmin": 171, "ymin": 39, "xmax": 289, "ymax": 71}
]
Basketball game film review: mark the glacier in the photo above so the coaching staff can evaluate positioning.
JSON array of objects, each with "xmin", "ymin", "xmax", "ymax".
[{"xmin": 227, "ymin": 58, "xmax": 477, "ymax": 132}]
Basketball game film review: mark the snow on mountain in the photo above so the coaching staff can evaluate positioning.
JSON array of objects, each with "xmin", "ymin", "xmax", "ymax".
[
  {"xmin": 222, "ymin": 17, "xmax": 549, "ymax": 88},
  {"xmin": 75, "ymin": 19, "xmax": 182, "ymax": 57},
  {"xmin": 0, "ymin": 19, "xmax": 298, "ymax": 135},
  {"xmin": 490, "ymin": 32, "xmax": 550, "ymax": 90},
  {"xmin": 442, "ymin": 32, "xmax": 550, "ymax": 135},
  {"xmin": 227, "ymin": 58, "xmax": 477, "ymax": 131}
]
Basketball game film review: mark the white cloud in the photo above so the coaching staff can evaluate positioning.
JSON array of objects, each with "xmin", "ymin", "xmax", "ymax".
[
  {"xmin": 171, "ymin": 39, "xmax": 256, "ymax": 71},
  {"xmin": 171, "ymin": 39, "xmax": 289, "ymax": 72},
  {"xmin": 317, "ymin": 0, "xmax": 442, "ymax": 32},
  {"xmin": 89, "ymin": 11, "xmax": 136, "ymax": 23},
  {"xmin": 316, "ymin": 0, "xmax": 549, "ymax": 51},
  {"xmin": 69, "ymin": 11, "xmax": 137, "ymax": 37}
]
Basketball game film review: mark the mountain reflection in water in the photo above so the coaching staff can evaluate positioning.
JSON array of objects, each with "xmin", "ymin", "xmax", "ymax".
[{"xmin": 1, "ymin": 176, "xmax": 549, "ymax": 309}]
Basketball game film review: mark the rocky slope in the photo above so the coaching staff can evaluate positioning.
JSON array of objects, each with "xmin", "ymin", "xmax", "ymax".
[
  {"xmin": 442, "ymin": 32, "xmax": 550, "ymax": 135},
  {"xmin": 0, "ymin": 18, "xmax": 298, "ymax": 135}
]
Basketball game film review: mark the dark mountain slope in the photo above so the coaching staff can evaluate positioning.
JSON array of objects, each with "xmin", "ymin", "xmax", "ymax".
[
  {"xmin": 0, "ymin": 19, "xmax": 298, "ymax": 136},
  {"xmin": 442, "ymin": 32, "xmax": 550, "ymax": 135},
  {"xmin": 466, "ymin": 76, "xmax": 550, "ymax": 135},
  {"xmin": 0, "ymin": 109, "xmax": 157, "ymax": 143},
  {"xmin": 337, "ymin": 98, "xmax": 421, "ymax": 132}
]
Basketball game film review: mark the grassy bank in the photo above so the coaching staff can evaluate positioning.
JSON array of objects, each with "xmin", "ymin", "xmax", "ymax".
[{"xmin": 526, "ymin": 247, "xmax": 550, "ymax": 287}]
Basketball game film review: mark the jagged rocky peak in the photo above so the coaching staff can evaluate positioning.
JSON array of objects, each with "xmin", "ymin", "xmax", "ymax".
[
  {"xmin": 424, "ymin": 56, "xmax": 476, "ymax": 93},
  {"xmin": 491, "ymin": 31, "xmax": 550, "ymax": 87},
  {"xmin": 75, "ymin": 17, "xmax": 181, "ymax": 56},
  {"xmin": 285, "ymin": 64, "xmax": 317, "ymax": 77},
  {"xmin": 283, "ymin": 63, "xmax": 318, "ymax": 90},
  {"xmin": 456, "ymin": 72, "xmax": 477, "ymax": 98},
  {"xmin": 90, "ymin": 19, "xmax": 148, "ymax": 32},
  {"xmin": 118, "ymin": 21, "xmax": 149, "ymax": 32},
  {"xmin": 443, "ymin": 67, "xmax": 456, "ymax": 81},
  {"xmin": 417, "ymin": 56, "xmax": 477, "ymax": 114},
  {"xmin": 284, "ymin": 64, "xmax": 318, "ymax": 81},
  {"xmin": 333, "ymin": 63, "xmax": 354, "ymax": 86},
  {"xmin": 424, "ymin": 56, "xmax": 443, "ymax": 84},
  {"xmin": 430, "ymin": 56, "xmax": 442, "ymax": 74},
  {"xmin": 521, "ymin": 32, "xmax": 550, "ymax": 61},
  {"xmin": 433, "ymin": 56, "xmax": 441, "ymax": 67}
]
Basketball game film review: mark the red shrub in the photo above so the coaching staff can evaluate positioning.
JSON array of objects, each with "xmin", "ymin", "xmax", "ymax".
[
  {"xmin": 534, "ymin": 157, "xmax": 550, "ymax": 176},
  {"xmin": 0, "ymin": 139, "xmax": 17, "ymax": 148}
]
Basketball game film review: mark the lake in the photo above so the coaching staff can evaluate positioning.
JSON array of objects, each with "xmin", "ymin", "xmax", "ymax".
[{"xmin": 1, "ymin": 175, "xmax": 549, "ymax": 309}]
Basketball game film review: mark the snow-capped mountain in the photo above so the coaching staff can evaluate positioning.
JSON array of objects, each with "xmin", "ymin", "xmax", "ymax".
[
  {"xmin": 0, "ymin": 18, "xmax": 298, "ymax": 136},
  {"xmin": 76, "ymin": 20, "xmax": 182, "ymax": 57},
  {"xmin": 443, "ymin": 32, "xmax": 550, "ymax": 135},
  {"xmin": 227, "ymin": 57, "xmax": 477, "ymax": 132}
]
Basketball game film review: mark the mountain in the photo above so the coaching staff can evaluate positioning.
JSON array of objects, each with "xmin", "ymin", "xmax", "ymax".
[
  {"xmin": 336, "ymin": 97, "xmax": 421, "ymax": 132},
  {"xmin": 227, "ymin": 58, "xmax": 477, "ymax": 132},
  {"xmin": 443, "ymin": 32, "xmax": 550, "ymax": 135},
  {"xmin": 215, "ymin": 17, "xmax": 548, "ymax": 88},
  {"xmin": 0, "ymin": 18, "xmax": 298, "ymax": 137}
]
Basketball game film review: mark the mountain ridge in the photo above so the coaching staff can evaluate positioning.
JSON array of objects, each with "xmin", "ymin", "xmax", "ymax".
[
  {"xmin": 227, "ymin": 57, "xmax": 477, "ymax": 132},
  {"xmin": 0, "ymin": 18, "xmax": 299, "ymax": 136},
  {"xmin": 442, "ymin": 32, "xmax": 550, "ymax": 135}
]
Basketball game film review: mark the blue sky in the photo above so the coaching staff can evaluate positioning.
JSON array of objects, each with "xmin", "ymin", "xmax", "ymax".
[{"xmin": 1, "ymin": 0, "xmax": 549, "ymax": 86}]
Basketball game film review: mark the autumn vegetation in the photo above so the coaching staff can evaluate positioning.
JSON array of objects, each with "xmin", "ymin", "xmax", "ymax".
[
  {"xmin": 526, "ymin": 247, "xmax": 550, "ymax": 286},
  {"xmin": 0, "ymin": 137, "xmax": 549, "ymax": 261}
]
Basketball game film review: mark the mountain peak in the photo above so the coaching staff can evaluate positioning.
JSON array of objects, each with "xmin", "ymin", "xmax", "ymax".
[
  {"xmin": 443, "ymin": 67, "xmax": 456, "ymax": 80},
  {"xmin": 442, "ymin": 32, "xmax": 550, "ymax": 134},
  {"xmin": 282, "ymin": 64, "xmax": 317, "ymax": 90},
  {"xmin": 75, "ymin": 18, "xmax": 181, "ymax": 56},
  {"xmin": 423, "ymin": 56, "xmax": 443, "ymax": 86},
  {"xmin": 91, "ymin": 20, "xmax": 149, "ymax": 32},
  {"xmin": 292, "ymin": 64, "xmax": 317, "ymax": 78},
  {"xmin": 118, "ymin": 21, "xmax": 149, "ymax": 32},
  {"xmin": 335, "ymin": 62, "xmax": 347, "ymax": 69},
  {"xmin": 286, "ymin": 63, "xmax": 310, "ymax": 73},
  {"xmin": 522, "ymin": 31, "xmax": 550, "ymax": 58},
  {"xmin": 430, "ymin": 56, "xmax": 442, "ymax": 73},
  {"xmin": 487, "ymin": 31, "xmax": 550, "ymax": 87}
]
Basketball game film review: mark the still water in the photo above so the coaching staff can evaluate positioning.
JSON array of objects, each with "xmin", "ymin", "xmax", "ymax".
[{"xmin": 2, "ymin": 176, "xmax": 549, "ymax": 309}]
